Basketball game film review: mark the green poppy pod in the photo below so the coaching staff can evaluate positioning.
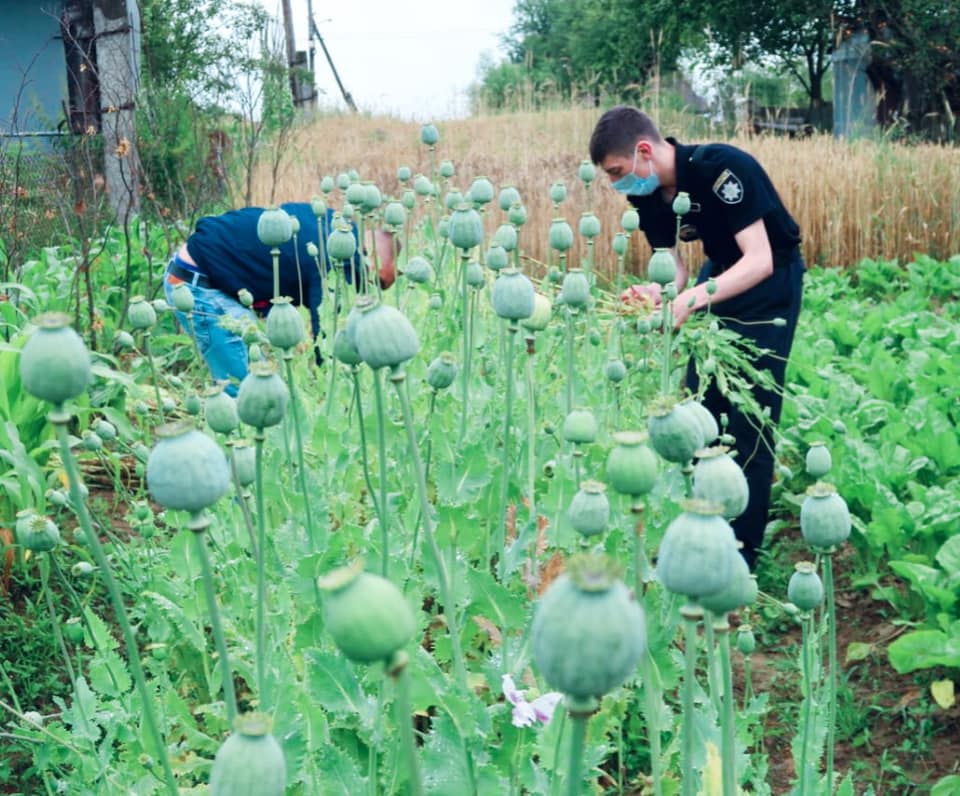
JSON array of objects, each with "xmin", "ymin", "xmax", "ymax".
[
  {"xmin": 94, "ymin": 419, "xmax": 117, "ymax": 441},
  {"xmin": 604, "ymin": 358, "xmax": 627, "ymax": 384},
  {"xmin": 656, "ymin": 499, "xmax": 739, "ymax": 600},
  {"xmin": 361, "ymin": 182, "xmax": 382, "ymax": 213},
  {"xmin": 787, "ymin": 561, "xmax": 824, "ymax": 611},
  {"xmin": 568, "ymin": 480, "xmax": 610, "ymax": 537},
  {"xmin": 549, "ymin": 217, "xmax": 574, "ymax": 252},
  {"xmin": 383, "ymin": 201, "xmax": 406, "ymax": 228},
  {"xmin": 333, "ymin": 327, "xmax": 363, "ymax": 367},
  {"xmin": 492, "ymin": 224, "xmax": 518, "ymax": 252},
  {"xmin": 114, "ymin": 329, "xmax": 134, "ymax": 351},
  {"xmin": 805, "ymin": 442, "xmax": 832, "ymax": 478},
  {"xmin": 486, "ymin": 245, "xmax": 510, "ymax": 272},
  {"xmin": 736, "ymin": 624, "xmax": 756, "ymax": 655},
  {"xmin": 521, "ymin": 292, "xmax": 553, "ymax": 332},
  {"xmin": 17, "ymin": 514, "xmax": 60, "ymax": 553},
  {"xmin": 498, "ymin": 185, "xmax": 521, "ymax": 212},
  {"xmin": 682, "ymin": 397, "xmax": 719, "ymax": 445},
  {"xmin": 426, "ymin": 352, "xmax": 458, "ymax": 391},
  {"xmin": 444, "ymin": 189, "xmax": 464, "ymax": 212},
  {"xmin": 353, "ymin": 301, "xmax": 420, "ymax": 370},
  {"xmin": 128, "ymin": 296, "xmax": 157, "ymax": 330},
  {"xmin": 348, "ymin": 168, "xmax": 361, "ymax": 182},
  {"xmin": 326, "ymin": 222, "xmax": 357, "ymax": 262},
  {"xmin": 439, "ymin": 159, "xmax": 455, "ymax": 179},
  {"xmin": 396, "ymin": 165, "xmax": 412, "ymax": 183},
  {"xmin": 146, "ymin": 420, "xmax": 230, "ymax": 513},
  {"xmin": 491, "ymin": 268, "xmax": 535, "ymax": 321},
  {"xmin": 579, "ymin": 212, "xmax": 601, "ymax": 239},
  {"xmin": 800, "ymin": 482, "xmax": 851, "ymax": 549},
  {"xmin": 647, "ymin": 396, "xmax": 705, "ymax": 464},
  {"xmin": 310, "ymin": 195, "xmax": 327, "ymax": 216},
  {"xmin": 210, "ymin": 712, "xmax": 286, "ymax": 796},
  {"xmin": 237, "ymin": 362, "xmax": 289, "ymax": 429},
  {"xmin": 699, "ymin": 551, "xmax": 756, "ymax": 616},
  {"xmin": 318, "ymin": 560, "xmax": 415, "ymax": 663},
  {"xmin": 64, "ymin": 616, "xmax": 84, "ymax": 643},
  {"xmin": 605, "ymin": 431, "xmax": 658, "ymax": 497},
  {"xmin": 466, "ymin": 261, "xmax": 485, "ymax": 288},
  {"xmin": 413, "ymin": 174, "xmax": 434, "ymax": 197},
  {"xmin": 672, "ymin": 191, "xmax": 691, "ymax": 216},
  {"xmin": 341, "ymin": 203, "xmax": 356, "ymax": 221},
  {"xmin": 612, "ymin": 232, "xmax": 629, "ymax": 256},
  {"xmin": 401, "ymin": 188, "xmax": 416, "ymax": 210},
  {"xmin": 320, "ymin": 175, "xmax": 335, "ymax": 194},
  {"xmin": 256, "ymin": 206, "xmax": 293, "ymax": 248},
  {"xmin": 404, "ymin": 256, "xmax": 434, "ymax": 285},
  {"xmin": 228, "ymin": 441, "xmax": 256, "ymax": 488},
  {"xmin": 19, "ymin": 313, "xmax": 92, "ymax": 405},
  {"xmin": 531, "ymin": 553, "xmax": 646, "ymax": 701},
  {"xmin": 507, "ymin": 202, "xmax": 527, "ymax": 226},
  {"xmin": 81, "ymin": 430, "xmax": 103, "ymax": 451},
  {"xmin": 692, "ymin": 445, "xmax": 749, "ymax": 519},
  {"xmin": 448, "ymin": 203, "xmax": 484, "ymax": 250},
  {"xmin": 344, "ymin": 295, "xmax": 375, "ymax": 349},
  {"xmin": 563, "ymin": 407, "xmax": 598, "ymax": 444},
  {"xmin": 171, "ymin": 283, "xmax": 195, "ymax": 313},
  {"xmin": 578, "ymin": 159, "xmax": 596, "ymax": 185},
  {"xmin": 468, "ymin": 175, "xmax": 495, "ymax": 206},
  {"xmin": 306, "ymin": 242, "xmax": 319, "ymax": 258},
  {"xmin": 265, "ymin": 297, "xmax": 305, "ymax": 350},
  {"xmin": 289, "ymin": 216, "xmax": 301, "ymax": 235},
  {"xmin": 647, "ymin": 248, "xmax": 677, "ymax": 286},
  {"xmin": 335, "ymin": 172, "xmax": 351, "ymax": 190},
  {"xmin": 549, "ymin": 181, "xmax": 567, "ymax": 204},
  {"xmin": 559, "ymin": 268, "xmax": 590, "ymax": 309},
  {"xmin": 428, "ymin": 293, "xmax": 443, "ymax": 310},
  {"xmin": 420, "ymin": 123, "xmax": 439, "ymax": 146},
  {"xmin": 621, "ymin": 208, "xmax": 640, "ymax": 232},
  {"xmin": 204, "ymin": 384, "xmax": 240, "ymax": 435},
  {"xmin": 345, "ymin": 182, "xmax": 366, "ymax": 207},
  {"xmin": 438, "ymin": 214, "xmax": 450, "ymax": 239}
]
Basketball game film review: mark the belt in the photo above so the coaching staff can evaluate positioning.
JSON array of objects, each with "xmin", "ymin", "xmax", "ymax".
[{"xmin": 167, "ymin": 259, "xmax": 213, "ymax": 289}]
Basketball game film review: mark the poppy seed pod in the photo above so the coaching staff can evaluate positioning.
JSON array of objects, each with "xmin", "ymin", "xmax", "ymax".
[
  {"xmin": 568, "ymin": 480, "xmax": 610, "ymax": 537},
  {"xmin": 326, "ymin": 222, "xmax": 357, "ymax": 263},
  {"xmin": 310, "ymin": 195, "xmax": 327, "ymax": 216},
  {"xmin": 333, "ymin": 328, "xmax": 363, "ymax": 367},
  {"xmin": 579, "ymin": 212, "xmax": 601, "ymax": 239},
  {"xmin": 681, "ymin": 397, "xmax": 719, "ymax": 446},
  {"xmin": 361, "ymin": 182, "xmax": 382, "ymax": 213},
  {"xmin": 647, "ymin": 396, "xmax": 705, "ymax": 464},
  {"xmin": 320, "ymin": 175, "xmax": 335, "ymax": 194},
  {"xmin": 498, "ymin": 185, "xmax": 521, "ymax": 212},
  {"xmin": 256, "ymin": 206, "xmax": 293, "ymax": 248},
  {"xmin": 469, "ymin": 175, "xmax": 495, "ymax": 206},
  {"xmin": 800, "ymin": 482, "xmax": 851, "ymax": 549},
  {"xmin": 17, "ymin": 514, "xmax": 61, "ymax": 553},
  {"xmin": 444, "ymin": 189, "xmax": 464, "ymax": 212},
  {"xmin": 396, "ymin": 165, "xmax": 412, "ymax": 183},
  {"xmin": 204, "ymin": 384, "xmax": 240, "ymax": 435},
  {"xmin": 604, "ymin": 358, "xmax": 627, "ymax": 384},
  {"xmin": 146, "ymin": 421, "xmax": 230, "ymax": 514},
  {"xmin": 736, "ymin": 624, "xmax": 756, "ymax": 655},
  {"xmin": 210, "ymin": 713, "xmax": 286, "ymax": 796},
  {"xmin": 549, "ymin": 181, "xmax": 567, "ymax": 204},
  {"xmin": 426, "ymin": 352, "xmax": 458, "ymax": 390},
  {"xmin": 521, "ymin": 292, "xmax": 553, "ymax": 333},
  {"xmin": 507, "ymin": 202, "xmax": 528, "ymax": 227},
  {"xmin": 699, "ymin": 551, "xmax": 756, "ymax": 616},
  {"xmin": 621, "ymin": 209, "xmax": 640, "ymax": 232},
  {"xmin": 448, "ymin": 204, "xmax": 484, "ymax": 251},
  {"xmin": 19, "ymin": 313, "xmax": 92, "ymax": 405},
  {"xmin": 559, "ymin": 268, "xmax": 590, "ymax": 309},
  {"xmin": 128, "ymin": 296, "xmax": 157, "ymax": 330},
  {"xmin": 491, "ymin": 268, "xmax": 535, "ymax": 321},
  {"xmin": 265, "ymin": 297, "xmax": 306, "ymax": 351},
  {"xmin": 548, "ymin": 218, "xmax": 574, "ymax": 252},
  {"xmin": 420, "ymin": 123, "xmax": 439, "ymax": 146},
  {"xmin": 404, "ymin": 256, "xmax": 434, "ymax": 285},
  {"xmin": 612, "ymin": 232, "xmax": 629, "ymax": 256},
  {"xmin": 578, "ymin": 159, "xmax": 596, "ymax": 185},
  {"xmin": 805, "ymin": 442, "xmax": 832, "ymax": 478},
  {"xmin": 605, "ymin": 431, "xmax": 658, "ymax": 497},
  {"xmin": 353, "ymin": 301, "xmax": 420, "ymax": 370},
  {"xmin": 383, "ymin": 201, "xmax": 406, "ymax": 228},
  {"xmin": 692, "ymin": 445, "xmax": 750, "ymax": 519},
  {"xmin": 563, "ymin": 407, "xmax": 598, "ymax": 445},
  {"xmin": 171, "ymin": 283, "xmax": 195, "ymax": 313},
  {"xmin": 787, "ymin": 561, "xmax": 824, "ymax": 611},
  {"xmin": 237, "ymin": 362, "xmax": 290, "ymax": 429},
  {"xmin": 656, "ymin": 499, "xmax": 739, "ymax": 600},
  {"xmin": 439, "ymin": 159, "xmax": 455, "ymax": 179},
  {"xmin": 672, "ymin": 191, "xmax": 692, "ymax": 216},
  {"xmin": 647, "ymin": 248, "xmax": 677, "ymax": 286},
  {"xmin": 466, "ymin": 261, "xmax": 485, "ymax": 288},
  {"xmin": 401, "ymin": 189, "xmax": 416, "ymax": 210},
  {"xmin": 531, "ymin": 553, "xmax": 646, "ymax": 701},
  {"xmin": 486, "ymin": 244, "xmax": 510, "ymax": 272},
  {"xmin": 229, "ymin": 442, "xmax": 256, "ymax": 488},
  {"xmin": 318, "ymin": 560, "xmax": 415, "ymax": 664}
]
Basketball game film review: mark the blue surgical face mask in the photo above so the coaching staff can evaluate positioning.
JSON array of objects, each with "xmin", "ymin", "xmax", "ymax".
[{"xmin": 612, "ymin": 148, "xmax": 660, "ymax": 196}]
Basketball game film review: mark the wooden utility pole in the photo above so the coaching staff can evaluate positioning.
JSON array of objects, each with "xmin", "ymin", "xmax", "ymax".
[
  {"xmin": 310, "ymin": 14, "xmax": 357, "ymax": 112},
  {"xmin": 279, "ymin": 0, "xmax": 303, "ymax": 105}
]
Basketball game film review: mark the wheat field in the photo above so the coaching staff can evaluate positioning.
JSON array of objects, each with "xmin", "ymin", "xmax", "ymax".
[{"xmin": 249, "ymin": 107, "xmax": 960, "ymax": 283}]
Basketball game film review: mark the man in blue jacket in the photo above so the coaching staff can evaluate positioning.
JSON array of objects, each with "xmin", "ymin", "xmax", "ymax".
[
  {"xmin": 163, "ymin": 202, "xmax": 396, "ymax": 392},
  {"xmin": 589, "ymin": 105, "xmax": 805, "ymax": 569}
]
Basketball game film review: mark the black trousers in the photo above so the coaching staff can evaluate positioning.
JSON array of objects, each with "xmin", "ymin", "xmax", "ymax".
[{"xmin": 685, "ymin": 249, "xmax": 805, "ymax": 568}]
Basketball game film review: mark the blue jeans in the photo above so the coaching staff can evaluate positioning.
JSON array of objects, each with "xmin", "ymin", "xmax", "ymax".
[{"xmin": 164, "ymin": 263, "xmax": 255, "ymax": 395}]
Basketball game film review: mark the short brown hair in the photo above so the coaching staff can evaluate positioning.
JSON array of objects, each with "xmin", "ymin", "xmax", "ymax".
[{"xmin": 589, "ymin": 106, "xmax": 663, "ymax": 164}]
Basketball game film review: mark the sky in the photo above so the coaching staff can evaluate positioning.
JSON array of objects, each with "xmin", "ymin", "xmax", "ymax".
[{"xmin": 271, "ymin": 1, "xmax": 518, "ymax": 121}]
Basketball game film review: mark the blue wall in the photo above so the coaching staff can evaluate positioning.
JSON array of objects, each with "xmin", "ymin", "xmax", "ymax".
[{"xmin": 0, "ymin": 0, "xmax": 68, "ymax": 135}]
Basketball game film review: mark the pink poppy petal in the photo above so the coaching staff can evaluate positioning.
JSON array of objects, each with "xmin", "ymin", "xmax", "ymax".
[{"xmin": 531, "ymin": 692, "xmax": 563, "ymax": 723}]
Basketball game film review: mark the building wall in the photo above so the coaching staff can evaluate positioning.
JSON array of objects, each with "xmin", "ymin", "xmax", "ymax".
[{"xmin": 0, "ymin": 0, "xmax": 67, "ymax": 135}]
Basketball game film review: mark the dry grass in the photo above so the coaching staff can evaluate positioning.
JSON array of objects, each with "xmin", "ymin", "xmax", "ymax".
[{"xmin": 248, "ymin": 108, "xmax": 960, "ymax": 283}]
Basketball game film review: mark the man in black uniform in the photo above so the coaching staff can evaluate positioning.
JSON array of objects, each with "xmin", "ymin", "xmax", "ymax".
[{"xmin": 589, "ymin": 105, "xmax": 805, "ymax": 568}]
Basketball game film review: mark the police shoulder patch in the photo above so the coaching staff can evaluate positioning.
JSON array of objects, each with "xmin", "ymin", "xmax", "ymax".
[{"xmin": 712, "ymin": 169, "xmax": 744, "ymax": 205}]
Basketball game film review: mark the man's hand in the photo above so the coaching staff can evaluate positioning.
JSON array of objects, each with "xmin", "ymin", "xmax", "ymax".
[{"xmin": 620, "ymin": 282, "xmax": 662, "ymax": 308}]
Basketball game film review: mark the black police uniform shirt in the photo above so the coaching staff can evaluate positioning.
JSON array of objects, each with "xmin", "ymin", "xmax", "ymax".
[
  {"xmin": 187, "ymin": 202, "xmax": 361, "ymax": 339},
  {"xmin": 628, "ymin": 138, "xmax": 801, "ymax": 271}
]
